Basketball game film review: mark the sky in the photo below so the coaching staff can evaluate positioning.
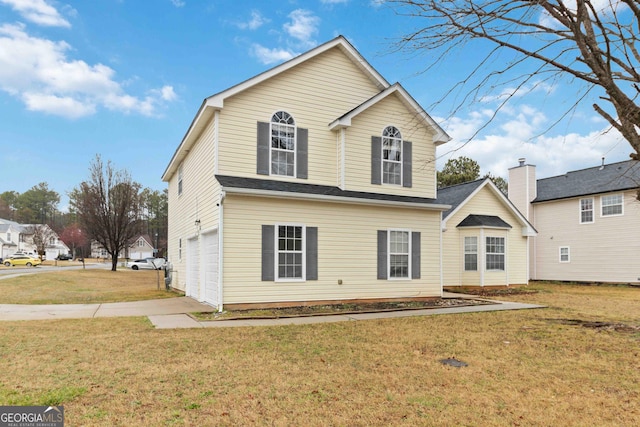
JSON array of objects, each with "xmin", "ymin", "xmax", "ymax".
[{"xmin": 0, "ymin": 0, "xmax": 634, "ymax": 210}]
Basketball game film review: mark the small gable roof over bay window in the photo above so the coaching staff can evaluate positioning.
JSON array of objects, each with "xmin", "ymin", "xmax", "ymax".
[{"xmin": 437, "ymin": 178, "xmax": 536, "ymax": 236}]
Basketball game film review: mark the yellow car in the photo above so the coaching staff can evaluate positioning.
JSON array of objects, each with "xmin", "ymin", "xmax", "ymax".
[{"xmin": 3, "ymin": 254, "xmax": 42, "ymax": 267}]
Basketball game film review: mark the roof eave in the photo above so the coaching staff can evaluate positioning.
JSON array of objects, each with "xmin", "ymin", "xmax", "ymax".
[{"xmin": 220, "ymin": 186, "xmax": 451, "ymax": 211}]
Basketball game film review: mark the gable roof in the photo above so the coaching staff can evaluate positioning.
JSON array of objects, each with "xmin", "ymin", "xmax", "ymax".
[
  {"xmin": 437, "ymin": 178, "xmax": 536, "ymax": 236},
  {"xmin": 216, "ymin": 175, "xmax": 451, "ymax": 210},
  {"xmin": 328, "ymin": 83, "xmax": 450, "ymax": 145},
  {"xmin": 162, "ymin": 35, "xmax": 451, "ymax": 182},
  {"xmin": 436, "ymin": 179, "xmax": 486, "ymax": 219},
  {"xmin": 162, "ymin": 36, "xmax": 389, "ymax": 182},
  {"xmin": 534, "ymin": 160, "xmax": 640, "ymax": 202}
]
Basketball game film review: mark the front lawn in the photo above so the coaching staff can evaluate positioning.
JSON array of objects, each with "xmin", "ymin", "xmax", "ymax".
[
  {"xmin": 0, "ymin": 269, "xmax": 177, "ymax": 304},
  {"xmin": 0, "ymin": 283, "xmax": 638, "ymax": 426}
]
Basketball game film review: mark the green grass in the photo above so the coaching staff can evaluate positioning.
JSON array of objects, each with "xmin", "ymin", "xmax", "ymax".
[{"xmin": 0, "ymin": 283, "xmax": 638, "ymax": 425}]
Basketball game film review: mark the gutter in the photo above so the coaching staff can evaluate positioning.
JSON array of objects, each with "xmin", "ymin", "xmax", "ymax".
[{"xmin": 219, "ymin": 186, "xmax": 452, "ymax": 211}]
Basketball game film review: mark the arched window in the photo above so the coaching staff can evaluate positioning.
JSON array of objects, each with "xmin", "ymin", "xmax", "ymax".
[
  {"xmin": 270, "ymin": 111, "xmax": 296, "ymax": 176},
  {"xmin": 382, "ymin": 126, "xmax": 402, "ymax": 185}
]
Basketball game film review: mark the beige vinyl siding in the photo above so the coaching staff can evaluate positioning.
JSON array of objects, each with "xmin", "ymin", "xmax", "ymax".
[
  {"xmin": 442, "ymin": 185, "xmax": 528, "ymax": 286},
  {"xmin": 217, "ymin": 48, "xmax": 382, "ymax": 186},
  {"xmin": 344, "ymin": 94, "xmax": 437, "ymax": 198},
  {"xmin": 166, "ymin": 115, "xmax": 220, "ymax": 292},
  {"xmin": 532, "ymin": 190, "xmax": 640, "ymax": 283},
  {"xmin": 221, "ymin": 194, "xmax": 442, "ymax": 304}
]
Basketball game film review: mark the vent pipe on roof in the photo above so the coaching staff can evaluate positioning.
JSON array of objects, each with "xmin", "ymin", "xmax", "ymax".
[
  {"xmin": 518, "ymin": 158, "xmax": 525, "ymax": 167},
  {"xmin": 599, "ymin": 157, "xmax": 605, "ymax": 170}
]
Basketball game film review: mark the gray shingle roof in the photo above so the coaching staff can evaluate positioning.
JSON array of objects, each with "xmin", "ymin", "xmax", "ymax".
[
  {"xmin": 456, "ymin": 214, "xmax": 512, "ymax": 229},
  {"xmin": 535, "ymin": 160, "xmax": 640, "ymax": 202},
  {"xmin": 435, "ymin": 179, "xmax": 485, "ymax": 219},
  {"xmin": 216, "ymin": 175, "xmax": 445, "ymax": 206}
]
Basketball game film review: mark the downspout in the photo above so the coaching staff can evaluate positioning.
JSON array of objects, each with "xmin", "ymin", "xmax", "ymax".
[
  {"xmin": 439, "ymin": 211, "xmax": 444, "ymax": 297},
  {"xmin": 217, "ymin": 190, "xmax": 226, "ymax": 312}
]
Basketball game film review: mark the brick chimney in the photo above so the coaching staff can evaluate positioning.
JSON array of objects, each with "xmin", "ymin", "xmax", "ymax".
[{"xmin": 508, "ymin": 158, "xmax": 536, "ymax": 221}]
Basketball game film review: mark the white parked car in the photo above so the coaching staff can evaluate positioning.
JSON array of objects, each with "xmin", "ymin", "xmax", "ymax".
[{"xmin": 126, "ymin": 258, "xmax": 165, "ymax": 270}]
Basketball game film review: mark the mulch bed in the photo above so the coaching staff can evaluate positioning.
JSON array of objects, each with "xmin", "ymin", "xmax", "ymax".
[{"xmin": 196, "ymin": 297, "xmax": 495, "ymax": 321}]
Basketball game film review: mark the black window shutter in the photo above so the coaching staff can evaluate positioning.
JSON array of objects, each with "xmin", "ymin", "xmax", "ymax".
[
  {"xmin": 411, "ymin": 231, "xmax": 421, "ymax": 279},
  {"xmin": 261, "ymin": 225, "xmax": 275, "ymax": 281},
  {"xmin": 306, "ymin": 227, "xmax": 318, "ymax": 280},
  {"xmin": 257, "ymin": 122, "xmax": 270, "ymax": 175},
  {"xmin": 377, "ymin": 230, "xmax": 387, "ymax": 279},
  {"xmin": 403, "ymin": 141, "xmax": 412, "ymax": 188},
  {"xmin": 297, "ymin": 127, "xmax": 308, "ymax": 179},
  {"xmin": 371, "ymin": 136, "xmax": 382, "ymax": 185}
]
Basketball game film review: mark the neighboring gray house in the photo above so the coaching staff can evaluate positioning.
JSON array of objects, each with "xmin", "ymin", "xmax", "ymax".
[{"xmin": 509, "ymin": 159, "xmax": 640, "ymax": 284}]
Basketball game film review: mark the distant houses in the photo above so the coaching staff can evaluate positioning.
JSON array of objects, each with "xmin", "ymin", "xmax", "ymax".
[
  {"xmin": 90, "ymin": 235, "xmax": 157, "ymax": 260},
  {"xmin": 0, "ymin": 218, "xmax": 69, "ymax": 260}
]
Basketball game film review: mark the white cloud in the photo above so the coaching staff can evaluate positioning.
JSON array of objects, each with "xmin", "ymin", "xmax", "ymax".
[
  {"xmin": 437, "ymin": 104, "xmax": 632, "ymax": 180},
  {"xmin": 159, "ymin": 85, "xmax": 177, "ymax": 101},
  {"xmin": 170, "ymin": 0, "xmax": 185, "ymax": 7},
  {"xmin": 251, "ymin": 44, "xmax": 296, "ymax": 65},
  {"xmin": 22, "ymin": 92, "xmax": 95, "ymax": 118},
  {"xmin": 0, "ymin": 23, "xmax": 175, "ymax": 118},
  {"xmin": 283, "ymin": 9, "xmax": 319, "ymax": 47},
  {"xmin": 237, "ymin": 10, "xmax": 268, "ymax": 30},
  {"xmin": 0, "ymin": 0, "xmax": 70, "ymax": 27}
]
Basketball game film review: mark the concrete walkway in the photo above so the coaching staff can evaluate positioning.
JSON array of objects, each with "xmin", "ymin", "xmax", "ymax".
[{"xmin": 0, "ymin": 295, "xmax": 545, "ymax": 328}]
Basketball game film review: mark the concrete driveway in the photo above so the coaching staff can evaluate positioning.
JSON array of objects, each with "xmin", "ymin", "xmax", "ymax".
[{"xmin": 0, "ymin": 297, "xmax": 217, "ymax": 321}]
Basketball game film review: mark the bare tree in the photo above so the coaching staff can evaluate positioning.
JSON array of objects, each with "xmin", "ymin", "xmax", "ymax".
[
  {"xmin": 23, "ymin": 224, "xmax": 56, "ymax": 258},
  {"xmin": 387, "ymin": 0, "xmax": 640, "ymax": 158},
  {"xmin": 71, "ymin": 155, "xmax": 142, "ymax": 271}
]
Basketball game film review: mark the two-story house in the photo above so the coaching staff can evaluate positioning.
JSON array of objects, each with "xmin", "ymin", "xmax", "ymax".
[
  {"xmin": 91, "ymin": 235, "xmax": 156, "ymax": 259},
  {"xmin": 509, "ymin": 158, "xmax": 640, "ymax": 283},
  {"xmin": 0, "ymin": 218, "xmax": 69, "ymax": 260},
  {"xmin": 162, "ymin": 36, "xmax": 451, "ymax": 309}
]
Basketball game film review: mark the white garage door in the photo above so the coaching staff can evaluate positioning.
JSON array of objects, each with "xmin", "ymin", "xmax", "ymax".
[
  {"xmin": 202, "ymin": 230, "xmax": 219, "ymax": 306},
  {"xmin": 186, "ymin": 236, "xmax": 200, "ymax": 299}
]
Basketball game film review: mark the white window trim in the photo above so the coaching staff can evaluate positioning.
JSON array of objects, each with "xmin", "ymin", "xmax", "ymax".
[
  {"xmin": 485, "ymin": 236, "xmax": 505, "ymax": 272},
  {"xmin": 269, "ymin": 111, "xmax": 297, "ymax": 177},
  {"xmin": 463, "ymin": 236, "xmax": 478, "ymax": 272},
  {"xmin": 559, "ymin": 246, "xmax": 570, "ymax": 263},
  {"xmin": 600, "ymin": 193, "xmax": 624, "ymax": 217},
  {"xmin": 275, "ymin": 223, "xmax": 306, "ymax": 282},
  {"xmin": 178, "ymin": 164, "xmax": 184, "ymax": 197},
  {"xmin": 387, "ymin": 228, "xmax": 411, "ymax": 280},
  {"xmin": 579, "ymin": 197, "xmax": 594, "ymax": 224},
  {"xmin": 381, "ymin": 125, "xmax": 403, "ymax": 186}
]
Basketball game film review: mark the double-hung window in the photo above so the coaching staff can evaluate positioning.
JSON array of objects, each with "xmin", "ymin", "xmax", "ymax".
[
  {"xmin": 270, "ymin": 111, "xmax": 296, "ymax": 177},
  {"xmin": 601, "ymin": 194, "xmax": 623, "ymax": 216},
  {"xmin": 262, "ymin": 225, "xmax": 318, "ymax": 282},
  {"xmin": 485, "ymin": 237, "xmax": 505, "ymax": 271},
  {"xmin": 377, "ymin": 229, "xmax": 420, "ymax": 280},
  {"xmin": 382, "ymin": 126, "xmax": 402, "ymax": 185},
  {"xmin": 277, "ymin": 225, "xmax": 304, "ymax": 280},
  {"xmin": 389, "ymin": 230, "xmax": 410, "ymax": 278},
  {"xmin": 464, "ymin": 236, "xmax": 478, "ymax": 271},
  {"xmin": 559, "ymin": 246, "xmax": 570, "ymax": 263},
  {"xmin": 178, "ymin": 164, "xmax": 184, "ymax": 196},
  {"xmin": 580, "ymin": 198, "xmax": 593, "ymax": 223}
]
